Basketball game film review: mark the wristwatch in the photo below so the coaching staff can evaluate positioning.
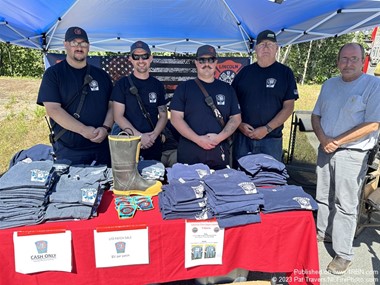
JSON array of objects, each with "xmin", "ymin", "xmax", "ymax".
[
  {"xmin": 265, "ymin": 124, "xmax": 273, "ymax": 133},
  {"xmin": 102, "ymin": 125, "xmax": 112, "ymax": 133}
]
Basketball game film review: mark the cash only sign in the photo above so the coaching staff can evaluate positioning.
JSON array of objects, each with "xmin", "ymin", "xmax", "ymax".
[{"xmin": 13, "ymin": 229, "xmax": 72, "ymax": 274}]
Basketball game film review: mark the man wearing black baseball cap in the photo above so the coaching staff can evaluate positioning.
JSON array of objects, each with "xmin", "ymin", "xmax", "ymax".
[
  {"xmin": 37, "ymin": 26, "xmax": 114, "ymax": 166},
  {"xmin": 111, "ymin": 40, "xmax": 168, "ymax": 161},
  {"xmin": 256, "ymin": 29, "xmax": 277, "ymax": 45},
  {"xmin": 64, "ymin": 26, "xmax": 89, "ymax": 43},
  {"xmin": 130, "ymin": 40, "xmax": 151, "ymax": 55},
  {"xmin": 170, "ymin": 45, "xmax": 241, "ymax": 169},
  {"xmin": 232, "ymin": 29, "xmax": 298, "ymax": 163}
]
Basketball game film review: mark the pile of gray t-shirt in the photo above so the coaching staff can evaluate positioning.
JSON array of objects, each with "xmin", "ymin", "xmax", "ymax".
[
  {"xmin": 0, "ymin": 160, "xmax": 112, "ymax": 229},
  {"xmin": 0, "ymin": 160, "xmax": 53, "ymax": 229}
]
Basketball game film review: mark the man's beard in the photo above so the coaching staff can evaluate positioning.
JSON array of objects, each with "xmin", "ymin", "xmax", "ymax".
[
  {"xmin": 73, "ymin": 51, "xmax": 86, "ymax": 62},
  {"xmin": 73, "ymin": 55, "xmax": 86, "ymax": 62}
]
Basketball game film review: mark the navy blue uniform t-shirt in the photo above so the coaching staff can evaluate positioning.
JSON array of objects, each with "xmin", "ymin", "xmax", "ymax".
[
  {"xmin": 37, "ymin": 60, "xmax": 113, "ymax": 150},
  {"xmin": 111, "ymin": 74, "xmax": 168, "ymax": 133},
  {"xmin": 170, "ymin": 78, "xmax": 240, "ymax": 136},
  {"xmin": 232, "ymin": 61, "xmax": 298, "ymax": 138},
  {"xmin": 170, "ymin": 78, "xmax": 240, "ymax": 169}
]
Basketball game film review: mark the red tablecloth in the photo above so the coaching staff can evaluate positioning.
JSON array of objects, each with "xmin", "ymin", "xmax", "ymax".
[{"xmin": 0, "ymin": 191, "xmax": 320, "ymax": 285}]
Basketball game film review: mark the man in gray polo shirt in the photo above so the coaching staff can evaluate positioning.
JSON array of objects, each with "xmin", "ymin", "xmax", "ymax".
[{"xmin": 312, "ymin": 42, "xmax": 380, "ymax": 275}]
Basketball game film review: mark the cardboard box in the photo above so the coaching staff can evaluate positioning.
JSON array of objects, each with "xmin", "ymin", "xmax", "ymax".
[{"xmin": 363, "ymin": 170, "xmax": 380, "ymax": 199}]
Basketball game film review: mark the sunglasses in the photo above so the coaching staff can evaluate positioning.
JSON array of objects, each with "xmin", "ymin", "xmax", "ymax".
[
  {"xmin": 131, "ymin": 53, "xmax": 150, "ymax": 60},
  {"xmin": 69, "ymin": 41, "xmax": 89, "ymax": 48},
  {"xmin": 197, "ymin": 57, "xmax": 217, "ymax": 64}
]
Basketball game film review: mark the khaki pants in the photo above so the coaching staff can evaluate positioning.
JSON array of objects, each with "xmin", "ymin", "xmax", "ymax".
[{"xmin": 161, "ymin": 149, "xmax": 177, "ymax": 168}]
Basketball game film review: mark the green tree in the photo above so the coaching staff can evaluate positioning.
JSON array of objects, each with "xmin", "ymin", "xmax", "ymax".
[
  {"xmin": 0, "ymin": 43, "xmax": 44, "ymax": 77},
  {"xmin": 284, "ymin": 33, "xmax": 352, "ymax": 84},
  {"xmin": 0, "ymin": 30, "xmax": 374, "ymax": 81}
]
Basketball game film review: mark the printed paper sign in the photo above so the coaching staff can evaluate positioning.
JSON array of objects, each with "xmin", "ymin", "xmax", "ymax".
[
  {"xmin": 185, "ymin": 220, "xmax": 224, "ymax": 268},
  {"xmin": 13, "ymin": 230, "xmax": 72, "ymax": 274},
  {"xmin": 94, "ymin": 226, "xmax": 149, "ymax": 268}
]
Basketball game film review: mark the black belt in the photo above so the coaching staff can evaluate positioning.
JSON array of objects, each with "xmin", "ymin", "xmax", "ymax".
[{"xmin": 337, "ymin": 148, "xmax": 368, "ymax": 153}]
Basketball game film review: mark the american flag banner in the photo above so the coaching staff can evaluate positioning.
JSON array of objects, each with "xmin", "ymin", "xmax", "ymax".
[
  {"xmin": 101, "ymin": 55, "xmax": 133, "ymax": 82},
  {"xmin": 45, "ymin": 54, "xmax": 249, "ymax": 98}
]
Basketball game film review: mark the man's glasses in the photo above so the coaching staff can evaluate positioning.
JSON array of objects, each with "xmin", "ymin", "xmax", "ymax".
[
  {"xmin": 131, "ymin": 53, "xmax": 150, "ymax": 60},
  {"xmin": 256, "ymin": 42, "xmax": 277, "ymax": 49},
  {"xmin": 69, "ymin": 41, "xmax": 89, "ymax": 48},
  {"xmin": 338, "ymin": 56, "xmax": 361, "ymax": 64},
  {"xmin": 197, "ymin": 57, "xmax": 217, "ymax": 64}
]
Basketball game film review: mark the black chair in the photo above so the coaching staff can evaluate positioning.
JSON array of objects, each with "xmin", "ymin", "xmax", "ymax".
[
  {"xmin": 355, "ymin": 138, "xmax": 380, "ymax": 237},
  {"xmin": 286, "ymin": 110, "xmax": 313, "ymax": 164}
]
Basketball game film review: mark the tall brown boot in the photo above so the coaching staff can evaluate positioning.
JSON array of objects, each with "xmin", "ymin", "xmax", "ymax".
[{"xmin": 108, "ymin": 134, "xmax": 162, "ymax": 196}]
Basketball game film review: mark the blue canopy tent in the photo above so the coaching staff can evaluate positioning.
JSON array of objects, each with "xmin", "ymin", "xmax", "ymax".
[{"xmin": 1, "ymin": 0, "xmax": 380, "ymax": 54}]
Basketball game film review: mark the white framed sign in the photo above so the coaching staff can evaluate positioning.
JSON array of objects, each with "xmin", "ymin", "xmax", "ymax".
[
  {"xmin": 94, "ymin": 225, "xmax": 149, "ymax": 268},
  {"xmin": 185, "ymin": 220, "xmax": 224, "ymax": 268},
  {"xmin": 13, "ymin": 229, "xmax": 72, "ymax": 274}
]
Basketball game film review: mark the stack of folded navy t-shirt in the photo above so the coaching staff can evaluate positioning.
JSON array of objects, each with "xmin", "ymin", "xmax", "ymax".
[
  {"xmin": 166, "ymin": 163, "xmax": 211, "ymax": 182},
  {"xmin": 159, "ymin": 163, "xmax": 212, "ymax": 220},
  {"xmin": 259, "ymin": 185, "xmax": 318, "ymax": 213},
  {"xmin": 238, "ymin": 154, "xmax": 289, "ymax": 186},
  {"xmin": 159, "ymin": 180, "xmax": 212, "ymax": 220},
  {"xmin": 204, "ymin": 168, "xmax": 264, "ymax": 228},
  {"xmin": 159, "ymin": 163, "xmax": 265, "ymax": 228}
]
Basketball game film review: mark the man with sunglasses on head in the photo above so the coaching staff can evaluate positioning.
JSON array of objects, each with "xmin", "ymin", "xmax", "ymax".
[
  {"xmin": 111, "ymin": 41, "xmax": 168, "ymax": 161},
  {"xmin": 312, "ymin": 43, "xmax": 380, "ymax": 275},
  {"xmin": 232, "ymin": 30, "xmax": 298, "ymax": 163},
  {"xmin": 37, "ymin": 26, "xmax": 113, "ymax": 166},
  {"xmin": 170, "ymin": 45, "xmax": 241, "ymax": 170}
]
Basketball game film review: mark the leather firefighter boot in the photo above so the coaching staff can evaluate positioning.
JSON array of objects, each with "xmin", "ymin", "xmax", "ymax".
[{"xmin": 108, "ymin": 135, "xmax": 162, "ymax": 196}]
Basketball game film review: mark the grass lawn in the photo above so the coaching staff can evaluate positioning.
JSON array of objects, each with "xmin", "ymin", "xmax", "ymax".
[
  {"xmin": 283, "ymin": 84, "xmax": 321, "ymax": 165},
  {"xmin": 0, "ymin": 76, "xmax": 321, "ymax": 173}
]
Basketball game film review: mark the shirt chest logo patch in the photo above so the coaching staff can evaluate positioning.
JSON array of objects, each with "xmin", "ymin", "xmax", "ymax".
[
  {"xmin": 216, "ymin": 94, "xmax": 225, "ymax": 105},
  {"xmin": 293, "ymin": 197, "xmax": 312, "ymax": 209},
  {"xmin": 266, "ymin": 78, "xmax": 276, "ymax": 88},
  {"xmin": 149, "ymin": 92, "xmax": 157, "ymax": 103},
  {"xmin": 238, "ymin": 182, "xmax": 257, "ymax": 194},
  {"xmin": 89, "ymin": 80, "xmax": 99, "ymax": 91}
]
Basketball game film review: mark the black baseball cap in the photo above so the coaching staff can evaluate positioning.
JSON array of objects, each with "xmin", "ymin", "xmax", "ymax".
[
  {"xmin": 65, "ymin": 26, "xmax": 89, "ymax": 42},
  {"xmin": 196, "ymin": 45, "xmax": 217, "ymax": 58},
  {"xmin": 130, "ymin": 41, "xmax": 151, "ymax": 54},
  {"xmin": 256, "ymin": 30, "xmax": 277, "ymax": 45}
]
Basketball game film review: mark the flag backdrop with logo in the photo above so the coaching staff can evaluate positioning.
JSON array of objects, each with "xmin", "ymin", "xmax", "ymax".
[{"xmin": 45, "ymin": 54, "xmax": 249, "ymax": 98}]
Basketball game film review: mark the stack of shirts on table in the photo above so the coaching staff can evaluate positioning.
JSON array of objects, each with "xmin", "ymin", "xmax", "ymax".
[
  {"xmin": 159, "ymin": 163, "xmax": 265, "ymax": 228},
  {"xmin": 259, "ymin": 185, "xmax": 318, "ymax": 213},
  {"xmin": 204, "ymin": 168, "xmax": 264, "ymax": 228},
  {"xmin": 137, "ymin": 160, "xmax": 166, "ymax": 181},
  {"xmin": 159, "ymin": 180, "xmax": 212, "ymax": 220},
  {"xmin": 0, "ymin": 160, "xmax": 113, "ymax": 229},
  {"xmin": 0, "ymin": 160, "xmax": 53, "ymax": 229},
  {"xmin": 166, "ymin": 163, "xmax": 212, "ymax": 182},
  {"xmin": 46, "ymin": 163, "xmax": 113, "ymax": 221},
  {"xmin": 238, "ymin": 153, "xmax": 289, "ymax": 186},
  {"xmin": 159, "ymin": 163, "xmax": 212, "ymax": 220}
]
